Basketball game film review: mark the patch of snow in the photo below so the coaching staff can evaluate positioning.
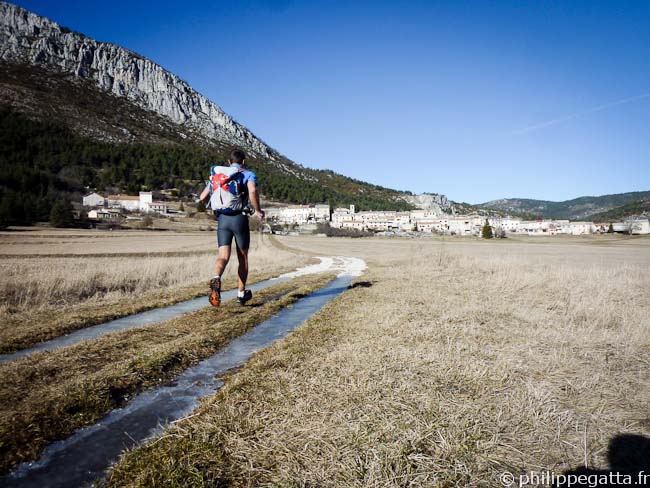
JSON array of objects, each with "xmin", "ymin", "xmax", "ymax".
[{"xmin": 276, "ymin": 256, "xmax": 366, "ymax": 279}]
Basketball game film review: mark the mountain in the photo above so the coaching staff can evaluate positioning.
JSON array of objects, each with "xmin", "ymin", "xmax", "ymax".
[
  {"xmin": 585, "ymin": 198, "xmax": 650, "ymax": 222},
  {"xmin": 0, "ymin": 1, "xmax": 270, "ymax": 154},
  {"xmin": 1, "ymin": 1, "xmax": 464, "ymax": 225},
  {"xmin": 481, "ymin": 192, "xmax": 650, "ymax": 220}
]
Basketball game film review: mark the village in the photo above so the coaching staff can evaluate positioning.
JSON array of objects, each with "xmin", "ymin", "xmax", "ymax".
[
  {"xmin": 82, "ymin": 191, "xmax": 650, "ymax": 236},
  {"xmin": 269, "ymin": 204, "xmax": 650, "ymax": 236}
]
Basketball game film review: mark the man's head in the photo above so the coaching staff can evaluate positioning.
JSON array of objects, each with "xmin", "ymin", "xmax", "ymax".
[{"xmin": 228, "ymin": 148, "xmax": 247, "ymax": 167}]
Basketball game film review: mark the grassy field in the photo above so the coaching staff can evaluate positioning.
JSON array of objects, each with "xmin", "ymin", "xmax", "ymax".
[
  {"xmin": 0, "ymin": 272, "xmax": 335, "ymax": 474},
  {"xmin": 104, "ymin": 234, "xmax": 650, "ymax": 487},
  {"xmin": 0, "ymin": 229, "xmax": 310, "ymax": 352}
]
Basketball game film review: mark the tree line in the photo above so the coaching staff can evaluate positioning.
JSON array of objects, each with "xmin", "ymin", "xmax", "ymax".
[{"xmin": 0, "ymin": 107, "xmax": 412, "ymax": 227}]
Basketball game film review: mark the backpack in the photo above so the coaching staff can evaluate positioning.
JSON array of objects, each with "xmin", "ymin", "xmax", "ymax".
[{"xmin": 208, "ymin": 165, "xmax": 248, "ymax": 213}]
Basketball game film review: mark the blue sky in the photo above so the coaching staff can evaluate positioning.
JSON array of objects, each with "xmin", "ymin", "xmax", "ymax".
[{"xmin": 13, "ymin": 0, "xmax": 650, "ymax": 203}]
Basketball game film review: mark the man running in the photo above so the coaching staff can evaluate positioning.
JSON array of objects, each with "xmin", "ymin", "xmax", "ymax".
[{"xmin": 199, "ymin": 148, "xmax": 265, "ymax": 306}]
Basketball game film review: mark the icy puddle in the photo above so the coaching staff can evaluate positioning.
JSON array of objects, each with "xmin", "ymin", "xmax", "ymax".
[
  {"xmin": 3, "ymin": 258, "xmax": 365, "ymax": 488},
  {"xmin": 0, "ymin": 257, "xmax": 363, "ymax": 364}
]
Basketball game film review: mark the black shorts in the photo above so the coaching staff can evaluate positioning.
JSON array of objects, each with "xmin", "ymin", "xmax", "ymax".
[{"xmin": 217, "ymin": 213, "xmax": 250, "ymax": 250}]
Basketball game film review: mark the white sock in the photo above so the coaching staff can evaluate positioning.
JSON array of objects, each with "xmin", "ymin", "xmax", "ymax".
[
  {"xmin": 237, "ymin": 290, "xmax": 245, "ymax": 298},
  {"xmin": 213, "ymin": 276, "xmax": 220, "ymax": 281}
]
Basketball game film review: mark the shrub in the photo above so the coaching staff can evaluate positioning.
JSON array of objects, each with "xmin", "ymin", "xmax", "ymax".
[
  {"xmin": 49, "ymin": 199, "xmax": 74, "ymax": 228},
  {"xmin": 481, "ymin": 219, "xmax": 493, "ymax": 239},
  {"xmin": 315, "ymin": 222, "xmax": 373, "ymax": 238}
]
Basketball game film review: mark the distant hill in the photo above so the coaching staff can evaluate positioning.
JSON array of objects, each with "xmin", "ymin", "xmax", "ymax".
[
  {"xmin": 481, "ymin": 192, "xmax": 650, "ymax": 220},
  {"xmin": 584, "ymin": 198, "xmax": 650, "ymax": 222}
]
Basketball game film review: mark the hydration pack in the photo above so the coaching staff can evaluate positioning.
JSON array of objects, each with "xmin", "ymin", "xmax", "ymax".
[{"xmin": 208, "ymin": 165, "xmax": 248, "ymax": 213}]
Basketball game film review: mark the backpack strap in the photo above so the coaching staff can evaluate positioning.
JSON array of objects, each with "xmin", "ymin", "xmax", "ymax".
[{"xmin": 221, "ymin": 167, "xmax": 245, "ymax": 185}]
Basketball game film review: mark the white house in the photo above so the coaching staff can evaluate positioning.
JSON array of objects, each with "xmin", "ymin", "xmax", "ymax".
[
  {"xmin": 106, "ymin": 194, "xmax": 140, "ymax": 211},
  {"xmin": 491, "ymin": 217, "xmax": 521, "ymax": 233},
  {"xmin": 542, "ymin": 219, "xmax": 570, "ymax": 235},
  {"xmin": 266, "ymin": 204, "xmax": 330, "ymax": 225},
  {"xmin": 147, "ymin": 202, "xmax": 168, "ymax": 214},
  {"xmin": 331, "ymin": 205, "xmax": 356, "ymax": 228},
  {"xmin": 612, "ymin": 222, "xmax": 629, "ymax": 233},
  {"xmin": 105, "ymin": 192, "xmax": 161, "ymax": 213},
  {"xmin": 629, "ymin": 219, "xmax": 650, "ymax": 235},
  {"xmin": 410, "ymin": 209, "xmax": 439, "ymax": 221},
  {"xmin": 414, "ymin": 219, "xmax": 439, "ymax": 233},
  {"xmin": 88, "ymin": 209, "xmax": 121, "ymax": 220},
  {"xmin": 337, "ymin": 210, "xmax": 414, "ymax": 232},
  {"xmin": 569, "ymin": 222, "xmax": 593, "ymax": 235},
  {"xmin": 339, "ymin": 220, "xmax": 366, "ymax": 231},
  {"xmin": 138, "ymin": 192, "xmax": 153, "ymax": 211},
  {"xmin": 447, "ymin": 217, "xmax": 478, "ymax": 235},
  {"xmin": 519, "ymin": 220, "xmax": 548, "ymax": 235},
  {"xmin": 82, "ymin": 192, "xmax": 105, "ymax": 207},
  {"xmin": 313, "ymin": 204, "xmax": 330, "ymax": 221}
]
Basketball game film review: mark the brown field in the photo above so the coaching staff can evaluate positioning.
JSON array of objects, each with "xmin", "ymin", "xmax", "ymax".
[
  {"xmin": 0, "ymin": 229, "xmax": 311, "ymax": 352},
  {"xmin": 103, "ymin": 234, "xmax": 650, "ymax": 487},
  {"xmin": 0, "ymin": 227, "xmax": 219, "ymax": 255},
  {"xmin": 0, "ymin": 272, "xmax": 334, "ymax": 474}
]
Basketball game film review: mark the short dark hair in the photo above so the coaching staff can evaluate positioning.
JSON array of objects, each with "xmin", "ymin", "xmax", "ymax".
[{"xmin": 229, "ymin": 148, "xmax": 246, "ymax": 165}]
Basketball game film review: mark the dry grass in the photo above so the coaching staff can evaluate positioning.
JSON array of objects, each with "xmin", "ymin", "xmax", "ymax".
[
  {"xmin": 0, "ymin": 232, "xmax": 310, "ymax": 352},
  {"xmin": 105, "ymin": 236, "xmax": 650, "ymax": 487},
  {"xmin": 0, "ymin": 232, "xmax": 295, "ymax": 311},
  {"xmin": 0, "ymin": 228, "xmax": 218, "ymax": 255},
  {"xmin": 0, "ymin": 272, "xmax": 335, "ymax": 475}
]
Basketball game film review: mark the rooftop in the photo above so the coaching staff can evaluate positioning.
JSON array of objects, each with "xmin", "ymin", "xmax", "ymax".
[{"xmin": 107, "ymin": 195, "xmax": 140, "ymax": 201}]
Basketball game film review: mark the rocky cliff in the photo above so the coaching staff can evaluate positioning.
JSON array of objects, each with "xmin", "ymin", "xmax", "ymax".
[
  {"xmin": 0, "ymin": 1, "xmax": 273, "ymax": 157},
  {"xmin": 401, "ymin": 193, "xmax": 452, "ymax": 213}
]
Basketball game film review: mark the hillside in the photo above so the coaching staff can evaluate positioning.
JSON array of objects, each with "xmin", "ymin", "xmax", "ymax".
[
  {"xmin": 585, "ymin": 198, "xmax": 650, "ymax": 221},
  {"xmin": 481, "ymin": 192, "xmax": 650, "ymax": 220},
  {"xmin": 0, "ymin": 1, "xmax": 434, "ymax": 226},
  {"xmin": 0, "ymin": 106, "xmax": 421, "ymax": 226}
]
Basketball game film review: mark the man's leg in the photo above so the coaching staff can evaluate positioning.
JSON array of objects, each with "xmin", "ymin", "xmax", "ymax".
[
  {"xmin": 214, "ymin": 245, "xmax": 231, "ymax": 278},
  {"xmin": 233, "ymin": 214, "xmax": 252, "ymax": 305},
  {"xmin": 235, "ymin": 245, "xmax": 248, "ymax": 292},
  {"xmin": 210, "ymin": 214, "xmax": 234, "ymax": 307}
]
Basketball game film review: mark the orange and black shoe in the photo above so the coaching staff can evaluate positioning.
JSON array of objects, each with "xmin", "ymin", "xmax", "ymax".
[{"xmin": 208, "ymin": 277, "xmax": 221, "ymax": 307}]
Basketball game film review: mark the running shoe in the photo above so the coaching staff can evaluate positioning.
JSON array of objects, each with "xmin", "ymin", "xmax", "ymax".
[
  {"xmin": 208, "ymin": 277, "xmax": 221, "ymax": 307},
  {"xmin": 237, "ymin": 289, "xmax": 253, "ymax": 306}
]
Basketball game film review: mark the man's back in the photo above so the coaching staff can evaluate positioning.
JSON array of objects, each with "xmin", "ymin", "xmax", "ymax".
[{"xmin": 208, "ymin": 165, "xmax": 258, "ymax": 215}]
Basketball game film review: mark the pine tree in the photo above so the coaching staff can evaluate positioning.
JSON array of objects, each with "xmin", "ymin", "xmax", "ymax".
[
  {"xmin": 179, "ymin": 201, "xmax": 185, "ymax": 212},
  {"xmin": 49, "ymin": 199, "xmax": 74, "ymax": 228},
  {"xmin": 197, "ymin": 200, "xmax": 206, "ymax": 212},
  {"xmin": 481, "ymin": 218, "xmax": 493, "ymax": 239},
  {"xmin": 607, "ymin": 223, "xmax": 614, "ymax": 233}
]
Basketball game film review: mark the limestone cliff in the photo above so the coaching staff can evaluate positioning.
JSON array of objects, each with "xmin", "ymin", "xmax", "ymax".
[{"xmin": 0, "ymin": 1, "xmax": 273, "ymax": 157}]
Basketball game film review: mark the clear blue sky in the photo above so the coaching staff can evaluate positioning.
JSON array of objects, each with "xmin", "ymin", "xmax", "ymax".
[{"xmin": 12, "ymin": 0, "xmax": 650, "ymax": 203}]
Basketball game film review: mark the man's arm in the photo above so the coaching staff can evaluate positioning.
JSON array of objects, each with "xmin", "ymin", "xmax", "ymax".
[
  {"xmin": 199, "ymin": 185, "xmax": 210, "ymax": 202},
  {"xmin": 247, "ymin": 180, "xmax": 264, "ymax": 219}
]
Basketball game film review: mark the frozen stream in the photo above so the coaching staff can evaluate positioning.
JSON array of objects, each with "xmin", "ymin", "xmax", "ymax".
[
  {"xmin": 3, "ymin": 257, "xmax": 365, "ymax": 488},
  {"xmin": 0, "ymin": 257, "xmax": 364, "ymax": 364}
]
